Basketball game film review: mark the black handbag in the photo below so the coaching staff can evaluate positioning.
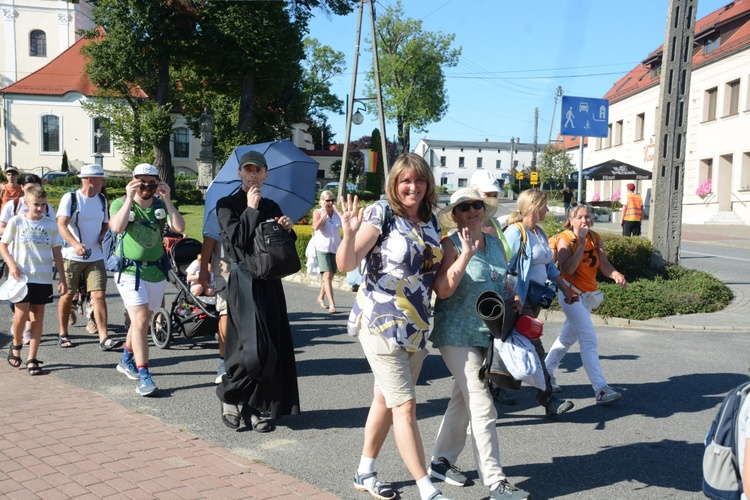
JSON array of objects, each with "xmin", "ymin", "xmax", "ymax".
[
  {"xmin": 527, "ymin": 280, "xmax": 557, "ymax": 308},
  {"xmin": 248, "ymin": 220, "xmax": 301, "ymax": 280}
]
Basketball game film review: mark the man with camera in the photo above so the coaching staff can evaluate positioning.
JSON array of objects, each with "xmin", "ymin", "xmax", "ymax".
[{"xmin": 56, "ymin": 164, "xmax": 120, "ymax": 351}]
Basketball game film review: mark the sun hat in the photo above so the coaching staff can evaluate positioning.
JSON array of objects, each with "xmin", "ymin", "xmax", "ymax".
[
  {"xmin": 438, "ymin": 187, "xmax": 499, "ymax": 228},
  {"xmin": 78, "ymin": 164, "xmax": 105, "ymax": 178},
  {"xmin": 0, "ymin": 275, "xmax": 28, "ymax": 303},
  {"xmin": 133, "ymin": 163, "xmax": 159, "ymax": 178},
  {"xmin": 5, "ymin": 166, "xmax": 19, "ymax": 174},
  {"xmin": 470, "ymin": 171, "xmax": 501, "ymax": 194},
  {"xmin": 238, "ymin": 150, "xmax": 268, "ymax": 170}
]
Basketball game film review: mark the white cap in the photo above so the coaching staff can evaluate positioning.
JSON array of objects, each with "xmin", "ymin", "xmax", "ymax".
[
  {"xmin": 0, "ymin": 275, "xmax": 28, "ymax": 303},
  {"xmin": 78, "ymin": 164, "xmax": 105, "ymax": 178},
  {"xmin": 133, "ymin": 163, "xmax": 159, "ymax": 178},
  {"xmin": 470, "ymin": 171, "xmax": 500, "ymax": 194}
]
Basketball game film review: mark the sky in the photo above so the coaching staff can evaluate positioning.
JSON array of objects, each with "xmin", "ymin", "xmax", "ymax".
[{"xmin": 306, "ymin": 0, "xmax": 730, "ymax": 149}]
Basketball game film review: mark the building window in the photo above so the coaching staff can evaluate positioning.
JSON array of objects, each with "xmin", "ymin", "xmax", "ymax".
[
  {"xmin": 93, "ymin": 118, "xmax": 111, "ymax": 154},
  {"xmin": 458, "ymin": 178, "xmax": 467, "ymax": 188},
  {"xmin": 595, "ymin": 138, "xmax": 602, "ymax": 151},
  {"xmin": 699, "ymin": 158, "xmax": 713, "ymax": 186},
  {"xmin": 440, "ymin": 156, "xmax": 446, "ymax": 167},
  {"xmin": 604, "ymin": 124, "xmax": 612, "ymax": 148},
  {"xmin": 477, "ymin": 157, "xmax": 483, "ymax": 169},
  {"xmin": 635, "ymin": 113, "xmax": 645, "ymax": 141},
  {"xmin": 30, "ymin": 30, "xmax": 46, "ymax": 57},
  {"xmin": 703, "ymin": 36, "xmax": 720, "ymax": 55},
  {"xmin": 41, "ymin": 114, "xmax": 60, "ymax": 153},
  {"xmin": 496, "ymin": 159, "xmax": 501, "ymax": 169},
  {"xmin": 614, "ymin": 120, "xmax": 623, "ymax": 146},
  {"xmin": 741, "ymin": 152, "xmax": 750, "ymax": 191},
  {"xmin": 725, "ymin": 79, "xmax": 740, "ymax": 117},
  {"xmin": 649, "ymin": 63, "xmax": 661, "ymax": 79},
  {"xmin": 458, "ymin": 157, "xmax": 465, "ymax": 168},
  {"xmin": 172, "ymin": 127, "xmax": 190, "ymax": 158},
  {"xmin": 513, "ymin": 160, "xmax": 519, "ymax": 169},
  {"xmin": 704, "ymin": 87, "xmax": 718, "ymax": 121}
]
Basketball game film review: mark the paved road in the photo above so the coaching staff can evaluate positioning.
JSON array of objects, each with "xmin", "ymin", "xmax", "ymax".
[{"xmin": 2, "ymin": 272, "xmax": 749, "ymax": 499}]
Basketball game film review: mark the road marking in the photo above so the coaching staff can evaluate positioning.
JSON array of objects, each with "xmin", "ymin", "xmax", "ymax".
[{"xmin": 681, "ymin": 250, "xmax": 750, "ymax": 262}]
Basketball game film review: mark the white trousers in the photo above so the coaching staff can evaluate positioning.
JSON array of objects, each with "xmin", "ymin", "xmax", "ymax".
[
  {"xmin": 545, "ymin": 290, "xmax": 607, "ymax": 393},
  {"xmin": 432, "ymin": 345, "xmax": 505, "ymax": 487}
]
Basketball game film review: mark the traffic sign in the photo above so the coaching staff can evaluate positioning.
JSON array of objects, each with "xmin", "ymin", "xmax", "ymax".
[
  {"xmin": 530, "ymin": 171, "xmax": 539, "ymax": 184},
  {"xmin": 515, "ymin": 172, "xmax": 524, "ymax": 180},
  {"xmin": 560, "ymin": 95, "xmax": 609, "ymax": 137}
]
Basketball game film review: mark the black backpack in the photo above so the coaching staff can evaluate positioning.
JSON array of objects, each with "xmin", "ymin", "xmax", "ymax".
[
  {"xmin": 247, "ymin": 219, "xmax": 301, "ymax": 280},
  {"xmin": 703, "ymin": 380, "xmax": 750, "ymax": 499}
]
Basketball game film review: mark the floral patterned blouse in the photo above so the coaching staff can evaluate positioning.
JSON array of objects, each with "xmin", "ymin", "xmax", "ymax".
[{"xmin": 347, "ymin": 202, "xmax": 443, "ymax": 352}]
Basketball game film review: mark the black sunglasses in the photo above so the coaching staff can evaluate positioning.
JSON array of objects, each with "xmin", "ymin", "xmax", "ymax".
[
  {"xmin": 323, "ymin": 199, "xmax": 335, "ymax": 203},
  {"xmin": 422, "ymin": 244, "xmax": 435, "ymax": 272},
  {"xmin": 139, "ymin": 182, "xmax": 158, "ymax": 190},
  {"xmin": 454, "ymin": 200, "xmax": 485, "ymax": 213}
]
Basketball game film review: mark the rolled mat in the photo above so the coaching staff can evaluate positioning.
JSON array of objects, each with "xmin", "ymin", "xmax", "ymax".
[{"xmin": 476, "ymin": 290, "xmax": 514, "ymax": 341}]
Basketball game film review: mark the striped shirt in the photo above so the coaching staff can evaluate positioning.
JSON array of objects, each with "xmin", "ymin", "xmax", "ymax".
[{"xmin": 0, "ymin": 215, "xmax": 62, "ymax": 285}]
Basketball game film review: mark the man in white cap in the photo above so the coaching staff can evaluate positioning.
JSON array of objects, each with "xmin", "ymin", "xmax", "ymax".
[
  {"xmin": 56, "ymin": 165, "xmax": 119, "ymax": 350},
  {"xmin": 110, "ymin": 163, "xmax": 185, "ymax": 396}
]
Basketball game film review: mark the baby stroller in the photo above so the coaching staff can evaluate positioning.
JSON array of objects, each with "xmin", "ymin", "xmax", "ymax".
[{"xmin": 149, "ymin": 237, "xmax": 219, "ymax": 349}]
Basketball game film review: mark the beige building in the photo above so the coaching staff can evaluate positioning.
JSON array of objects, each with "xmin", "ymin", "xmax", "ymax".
[{"xmin": 583, "ymin": 0, "xmax": 750, "ymax": 224}]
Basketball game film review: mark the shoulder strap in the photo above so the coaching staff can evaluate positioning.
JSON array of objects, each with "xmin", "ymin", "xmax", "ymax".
[
  {"xmin": 490, "ymin": 218, "xmax": 512, "ymax": 263},
  {"xmin": 13, "ymin": 198, "xmax": 21, "ymax": 215},
  {"xmin": 68, "ymin": 189, "xmax": 78, "ymax": 216}
]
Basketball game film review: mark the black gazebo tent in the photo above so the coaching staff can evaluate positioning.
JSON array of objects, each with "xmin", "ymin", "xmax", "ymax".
[{"xmin": 571, "ymin": 159, "xmax": 652, "ymax": 181}]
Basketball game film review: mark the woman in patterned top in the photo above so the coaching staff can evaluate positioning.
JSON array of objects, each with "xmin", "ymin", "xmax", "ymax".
[{"xmin": 336, "ymin": 153, "xmax": 450, "ymax": 500}]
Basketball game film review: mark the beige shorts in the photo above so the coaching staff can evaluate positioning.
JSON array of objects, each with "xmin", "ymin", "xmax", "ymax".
[
  {"xmin": 212, "ymin": 241, "xmax": 230, "ymax": 315},
  {"xmin": 358, "ymin": 326, "xmax": 428, "ymax": 408},
  {"xmin": 63, "ymin": 259, "xmax": 107, "ymax": 293}
]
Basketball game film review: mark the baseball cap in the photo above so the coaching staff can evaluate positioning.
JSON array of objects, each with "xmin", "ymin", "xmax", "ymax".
[
  {"xmin": 627, "ymin": 183, "xmax": 636, "ymax": 191},
  {"xmin": 238, "ymin": 150, "xmax": 268, "ymax": 170},
  {"xmin": 133, "ymin": 163, "xmax": 159, "ymax": 178},
  {"xmin": 78, "ymin": 164, "xmax": 105, "ymax": 178},
  {"xmin": 470, "ymin": 171, "xmax": 500, "ymax": 194},
  {"xmin": 0, "ymin": 275, "xmax": 28, "ymax": 303},
  {"xmin": 5, "ymin": 166, "xmax": 19, "ymax": 174}
]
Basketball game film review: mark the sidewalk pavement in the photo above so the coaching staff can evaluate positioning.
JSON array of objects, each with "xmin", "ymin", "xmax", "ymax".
[
  {"xmin": 2, "ymin": 219, "xmax": 748, "ymax": 499},
  {"xmin": 0, "ymin": 368, "xmax": 337, "ymax": 499}
]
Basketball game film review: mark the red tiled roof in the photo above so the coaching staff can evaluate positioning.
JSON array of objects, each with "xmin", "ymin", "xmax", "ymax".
[
  {"xmin": 554, "ymin": 134, "xmax": 588, "ymax": 150},
  {"xmin": 1, "ymin": 37, "xmax": 98, "ymax": 96},
  {"xmin": 0, "ymin": 35, "xmax": 147, "ymax": 98},
  {"xmin": 604, "ymin": 0, "xmax": 750, "ymax": 103}
]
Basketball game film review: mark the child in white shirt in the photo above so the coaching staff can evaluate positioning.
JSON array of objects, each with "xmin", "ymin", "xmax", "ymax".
[{"xmin": 186, "ymin": 254, "xmax": 215, "ymax": 296}]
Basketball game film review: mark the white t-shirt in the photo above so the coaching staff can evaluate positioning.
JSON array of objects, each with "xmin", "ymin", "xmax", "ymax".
[
  {"xmin": 0, "ymin": 215, "xmax": 62, "ymax": 285},
  {"xmin": 185, "ymin": 259, "xmax": 214, "ymax": 287},
  {"xmin": 0, "ymin": 197, "xmax": 55, "ymax": 223},
  {"xmin": 56, "ymin": 190, "xmax": 109, "ymax": 262},
  {"xmin": 739, "ymin": 396, "xmax": 750, "ymax": 500}
]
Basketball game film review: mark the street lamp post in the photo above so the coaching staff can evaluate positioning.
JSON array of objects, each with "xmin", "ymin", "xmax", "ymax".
[{"xmin": 93, "ymin": 128, "xmax": 104, "ymax": 167}]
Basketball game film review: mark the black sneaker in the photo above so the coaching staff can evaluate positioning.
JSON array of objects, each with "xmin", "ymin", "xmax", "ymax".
[{"xmin": 428, "ymin": 457, "xmax": 468, "ymax": 487}]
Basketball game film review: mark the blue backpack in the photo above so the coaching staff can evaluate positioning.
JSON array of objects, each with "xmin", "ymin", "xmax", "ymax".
[{"xmin": 703, "ymin": 380, "xmax": 750, "ymax": 499}]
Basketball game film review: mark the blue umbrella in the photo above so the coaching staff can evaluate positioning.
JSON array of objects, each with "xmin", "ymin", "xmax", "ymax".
[{"xmin": 203, "ymin": 140, "xmax": 319, "ymax": 240}]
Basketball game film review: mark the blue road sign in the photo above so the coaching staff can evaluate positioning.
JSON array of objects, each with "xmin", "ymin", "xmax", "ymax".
[{"xmin": 560, "ymin": 96, "xmax": 609, "ymax": 137}]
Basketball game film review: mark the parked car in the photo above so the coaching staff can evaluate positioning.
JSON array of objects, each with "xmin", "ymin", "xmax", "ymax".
[
  {"xmin": 42, "ymin": 171, "xmax": 73, "ymax": 183},
  {"xmin": 323, "ymin": 182, "xmax": 357, "ymax": 192}
]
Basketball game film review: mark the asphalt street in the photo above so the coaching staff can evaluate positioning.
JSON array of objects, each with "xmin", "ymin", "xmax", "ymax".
[{"xmin": 2, "ymin": 272, "xmax": 749, "ymax": 499}]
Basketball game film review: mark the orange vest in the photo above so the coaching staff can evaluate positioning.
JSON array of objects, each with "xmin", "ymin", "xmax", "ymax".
[
  {"xmin": 623, "ymin": 193, "xmax": 643, "ymax": 221},
  {"xmin": 0, "ymin": 184, "xmax": 22, "ymax": 211}
]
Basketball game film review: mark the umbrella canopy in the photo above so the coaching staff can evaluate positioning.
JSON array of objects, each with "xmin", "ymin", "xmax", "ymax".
[
  {"xmin": 203, "ymin": 140, "xmax": 319, "ymax": 240},
  {"xmin": 571, "ymin": 159, "xmax": 652, "ymax": 181}
]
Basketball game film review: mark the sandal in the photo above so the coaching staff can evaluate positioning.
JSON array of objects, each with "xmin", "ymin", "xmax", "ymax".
[
  {"xmin": 353, "ymin": 471, "xmax": 396, "ymax": 500},
  {"xmin": 317, "ymin": 297, "xmax": 327, "ymax": 309},
  {"xmin": 221, "ymin": 402, "xmax": 241, "ymax": 430},
  {"xmin": 57, "ymin": 334, "xmax": 73, "ymax": 348},
  {"xmin": 25, "ymin": 358, "xmax": 43, "ymax": 376},
  {"xmin": 245, "ymin": 410, "xmax": 274, "ymax": 433},
  {"xmin": 100, "ymin": 336, "xmax": 123, "ymax": 351},
  {"xmin": 7, "ymin": 344, "xmax": 22, "ymax": 368},
  {"xmin": 329, "ymin": 305, "xmax": 336, "ymax": 314}
]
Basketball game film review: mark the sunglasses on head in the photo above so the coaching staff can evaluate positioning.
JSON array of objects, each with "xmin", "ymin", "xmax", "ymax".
[
  {"xmin": 454, "ymin": 200, "xmax": 485, "ymax": 213},
  {"xmin": 139, "ymin": 182, "xmax": 158, "ymax": 190}
]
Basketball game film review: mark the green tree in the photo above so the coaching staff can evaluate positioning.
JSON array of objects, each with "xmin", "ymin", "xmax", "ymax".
[
  {"xmin": 366, "ymin": 0, "xmax": 461, "ymax": 154},
  {"xmin": 537, "ymin": 145, "xmax": 575, "ymax": 188},
  {"xmin": 61, "ymin": 151, "xmax": 69, "ymax": 172},
  {"xmin": 366, "ymin": 128, "xmax": 386, "ymax": 194},
  {"xmin": 80, "ymin": 0, "xmax": 199, "ymax": 187}
]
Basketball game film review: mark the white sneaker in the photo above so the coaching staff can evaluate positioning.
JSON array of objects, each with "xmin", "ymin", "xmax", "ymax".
[
  {"xmin": 550, "ymin": 375, "xmax": 561, "ymax": 393},
  {"xmin": 215, "ymin": 360, "xmax": 226, "ymax": 384},
  {"xmin": 595, "ymin": 386, "xmax": 622, "ymax": 405},
  {"xmin": 22, "ymin": 328, "xmax": 31, "ymax": 345}
]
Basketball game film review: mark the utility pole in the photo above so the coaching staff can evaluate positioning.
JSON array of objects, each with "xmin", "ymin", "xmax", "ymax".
[
  {"xmin": 509, "ymin": 137, "xmax": 515, "ymax": 175},
  {"xmin": 648, "ymin": 0, "xmax": 697, "ymax": 267},
  {"xmin": 548, "ymin": 86, "xmax": 563, "ymax": 144},
  {"xmin": 532, "ymin": 108, "xmax": 538, "ymax": 169},
  {"xmin": 338, "ymin": 0, "xmax": 389, "ymax": 198}
]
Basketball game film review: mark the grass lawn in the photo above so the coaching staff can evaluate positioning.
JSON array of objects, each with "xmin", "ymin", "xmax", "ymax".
[{"xmin": 179, "ymin": 204, "xmax": 206, "ymax": 241}]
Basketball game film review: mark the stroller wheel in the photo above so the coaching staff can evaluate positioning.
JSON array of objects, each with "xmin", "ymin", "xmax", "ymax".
[{"xmin": 150, "ymin": 308, "xmax": 172, "ymax": 349}]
